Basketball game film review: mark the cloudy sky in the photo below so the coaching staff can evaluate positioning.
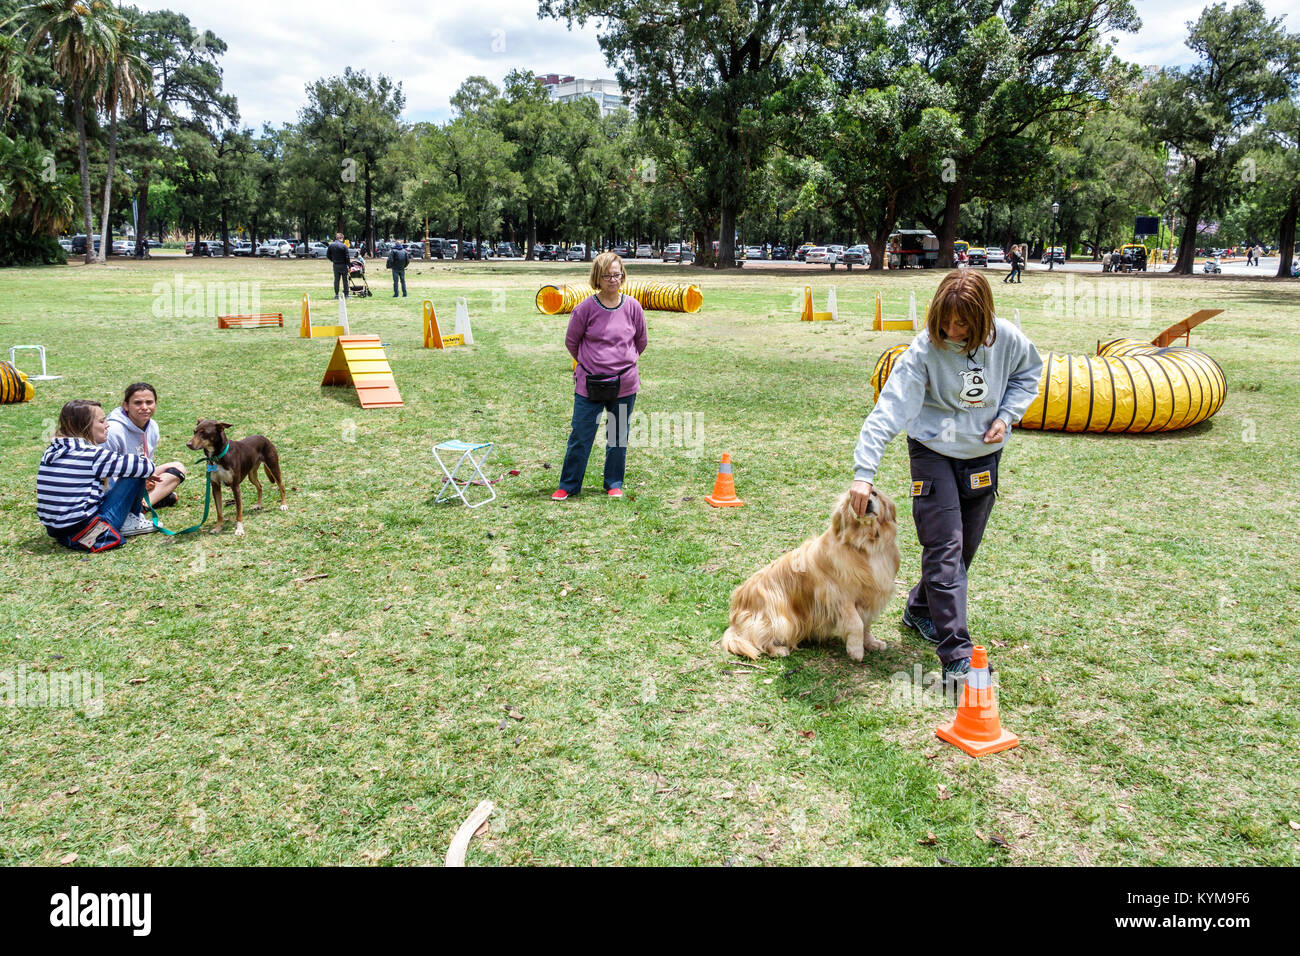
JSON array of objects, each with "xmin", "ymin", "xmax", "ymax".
[{"xmin": 125, "ymin": 0, "xmax": 1294, "ymax": 130}]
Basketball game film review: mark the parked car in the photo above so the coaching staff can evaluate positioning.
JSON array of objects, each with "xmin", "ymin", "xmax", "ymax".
[
  {"xmin": 111, "ymin": 239, "xmax": 133, "ymax": 256},
  {"xmin": 795, "ymin": 242, "xmax": 818, "ymax": 261},
  {"xmin": 662, "ymin": 243, "xmax": 694, "ymax": 263},
  {"xmin": 70, "ymin": 235, "xmax": 101, "ymax": 255},
  {"xmin": 406, "ymin": 242, "xmax": 424, "ymax": 260},
  {"xmin": 292, "ymin": 241, "xmax": 326, "ymax": 258},
  {"xmin": 744, "ymin": 246, "xmax": 765, "ymax": 260},
  {"xmin": 1041, "ymin": 246, "xmax": 1065, "ymax": 265},
  {"xmin": 611, "ymin": 243, "xmax": 631, "ymax": 257},
  {"xmin": 495, "ymin": 242, "xmax": 522, "ymax": 259},
  {"xmin": 771, "ymin": 245, "xmax": 789, "ymax": 260},
  {"xmin": 985, "ymin": 246, "xmax": 1005, "ymax": 263},
  {"xmin": 844, "ymin": 245, "xmax": 869, "ymax": 266},
  {"xmin": 58, "ymin": 238, "xmax": 73, "ymax": 252},
  {"xmin": 827, "ymin": 244, "xmax": 847, "ymax": 262},
  {"xmin": 635, "ymin": 243, "xmax": 655, "ymax": 259},
  {"xmin": 231, "ymin": 240, "xmax": 254, "ymax": 256},
  {"xmin": 968, "ymin": 246, "xmax": 988, "ymax": 267},
  {"xmin": 566, "ymin": 244, "xmax": 587, "ymax": 261},
  {"xmin": 805, "ymin": 246, "xmax": 838, "ymax": 266},
  {"xmin": 535, "ymin": 243, "xmax": 560, "ymax": 261},
  {"xmin": 257, "ymin": 238, "xmax": 288, "ymax": 257}
]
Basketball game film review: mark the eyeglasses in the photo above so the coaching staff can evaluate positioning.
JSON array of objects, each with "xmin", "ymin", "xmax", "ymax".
[{"xmin": 602, "ymin": 273, "xmax": 624, "ymax": 280}]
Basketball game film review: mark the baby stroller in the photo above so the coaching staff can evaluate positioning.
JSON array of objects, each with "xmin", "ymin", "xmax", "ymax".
[{"xmin": 347, "ymin": 254, "xmax": 372, "ymax": 297}]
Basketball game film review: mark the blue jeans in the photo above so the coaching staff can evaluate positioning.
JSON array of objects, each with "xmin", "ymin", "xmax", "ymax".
[
  {"xmin": 559, "ymin": 392, "xmax": 637, "ymax": 493},
  {"xmin": 53, "ymin": 476, "xmax": 148, "ymax": 551},
  {"xmin": 392, "ymin": 269, "xmax": 406, "ymax": 296}
]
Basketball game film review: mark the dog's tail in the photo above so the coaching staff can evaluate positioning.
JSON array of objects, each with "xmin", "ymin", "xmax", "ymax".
[{"xmin": 721, "ymin": 626, "xmax": 763, "ymax": 661}]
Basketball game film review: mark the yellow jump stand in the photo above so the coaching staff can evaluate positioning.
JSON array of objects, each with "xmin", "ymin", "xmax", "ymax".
[
  {"xmin": 874, "ymin": 291, "xmax": 917, "ymax": 332},
  {"xmin": 800, "ymin": 285, "xmax": 836, "ymax": 321},
  {"xmin": 423, "ymin": 300, "xmax": 465, "ymax": 349},
  {"xmin": 300, "ymin": 293, "xmax": 349, "ymax": 338}
]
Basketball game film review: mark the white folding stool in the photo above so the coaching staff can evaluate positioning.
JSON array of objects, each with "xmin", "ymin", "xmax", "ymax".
[{"xmin": 433, "ymin": 440, "xmax": 496, "ymax": 508}]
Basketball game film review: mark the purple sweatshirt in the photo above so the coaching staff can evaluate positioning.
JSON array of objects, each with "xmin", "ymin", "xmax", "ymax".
[{"xmin": 566, "ymin": 293, "xmax": 647, "ymax": 398}]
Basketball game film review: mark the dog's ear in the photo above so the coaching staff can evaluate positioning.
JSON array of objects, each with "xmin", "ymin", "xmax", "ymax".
[{"xmin": 216, "ymin": 422, "xmax": 232, "ymax": 431}]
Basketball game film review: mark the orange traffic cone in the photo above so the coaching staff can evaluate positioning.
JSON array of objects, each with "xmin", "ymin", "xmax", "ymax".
[
  {"xmin": 935, "ymin": 646, "xmax": 1018, "ymax": 757},
  {"xmin": 705, "ymin": 453, "xmax": 744, "ymax": 508}
]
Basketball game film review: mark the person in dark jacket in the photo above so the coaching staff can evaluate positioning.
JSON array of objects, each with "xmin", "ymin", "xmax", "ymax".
[
  {"xmin": 327, "ymin": 233, "xmax": 350, "ymax": 297},
  {"xmin": 386, "ymin": 242, "xmax": 410, "ymax": 297}
]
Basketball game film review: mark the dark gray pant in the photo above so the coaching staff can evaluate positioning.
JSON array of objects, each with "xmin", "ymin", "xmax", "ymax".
[
  {"xmin": 906, "ymin": 438, "xmax": 1000, "ymax": 665},
  {"xmin": 333, "ymin": 266, "xmax": 349, "ymax": 297}
]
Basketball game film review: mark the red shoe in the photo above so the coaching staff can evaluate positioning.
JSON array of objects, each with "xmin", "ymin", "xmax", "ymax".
[
  {"xmin": 607, "ymin": 488, "xmax": 623, "ymax": 498},
  {"xmin": 551, "ymin": 489, "xmax": 570, "ymax": 500}
]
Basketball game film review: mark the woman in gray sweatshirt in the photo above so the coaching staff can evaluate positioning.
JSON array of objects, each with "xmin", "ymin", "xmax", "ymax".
[{"xmin": 850, "ymin": 270, "xmax": 1043, "ymax": 686}]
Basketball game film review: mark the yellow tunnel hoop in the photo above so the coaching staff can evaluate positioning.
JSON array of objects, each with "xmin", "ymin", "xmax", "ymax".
[
  {"xmin": 871, "ymin": 331, "xmax": 1227, "ymax": 435},
  {"xmin": 535, "ymin": 281, "xmax": 704, "ymax": 315}
]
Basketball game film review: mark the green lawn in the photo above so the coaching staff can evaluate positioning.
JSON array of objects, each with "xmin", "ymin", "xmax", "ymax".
[{"xmin": 1, "ymin": 256, "xmax": 1297, "ymax": 865}]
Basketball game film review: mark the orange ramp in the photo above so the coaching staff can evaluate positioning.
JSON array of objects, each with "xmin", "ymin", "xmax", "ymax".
[{"xmin": 321, "ymin": 335, "xmax": 403, "ymax": 408}]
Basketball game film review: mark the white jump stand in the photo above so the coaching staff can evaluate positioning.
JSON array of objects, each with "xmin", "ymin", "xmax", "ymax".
[{"xmin": 8, "ymin": 345, "xmax": 61, "ymax": 380}]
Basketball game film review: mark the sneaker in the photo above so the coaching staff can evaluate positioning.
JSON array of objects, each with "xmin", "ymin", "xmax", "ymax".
[
  {"xmin": 901, "ymin": 606, "xmax": 940, "ymax": 645},
  {"xmin": 551, "ymin": 489, "xmax": 570, "ymax": 501},
  {"xmin": 158, "ymin": 492, "xmax": 178, "ymax": 508},
  {"xmin": 939, "ymin": 654, "xmax": 996, "ymax": 689},
  {"xmin": 119, "ymin": 512, "xmax": 156, "ymax": 537},
  {"xmin": 607, "ymin": 488, "xmax": 623, "ymax": 498}
]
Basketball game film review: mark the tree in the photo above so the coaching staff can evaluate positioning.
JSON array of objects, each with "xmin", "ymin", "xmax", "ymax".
[
  {"xmin": 497, "ymin": 68, "xmax": 565, "ymax": 259},
  {"xmin": 1252, "ymin": 93, "xmax": 1300, "ymax": 278},
  {"xmin": 1139, "ymin": 0, "xmax": 1298, "ymax": 274},
  {"xmin": 94, "ymin": 7, "xmax": 149, "ymax": 261},
  {"xmin": 15, "ymin": 0, "xmax": 121, "ymax": 263},
  {"xmin": 124, "ymin": 8, "xmax": 236, "ymax": 254},
  {"xmin": 299, "ymin": 68, "xmax": 404, "ymax": 251},
  {"xmin": 541, "ymin": 0, "xmax": 863, "ymax": 268}
]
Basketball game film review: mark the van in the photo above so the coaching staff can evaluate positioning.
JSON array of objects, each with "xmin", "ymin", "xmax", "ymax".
[{"xmin": 426, "ymin": 238, "xmax": 452, "ymax": 260}]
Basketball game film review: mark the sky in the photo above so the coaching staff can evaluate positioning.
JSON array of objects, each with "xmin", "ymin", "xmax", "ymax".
[{"xmin": 125, "ymin": 0, "xmax": 1295, "ymax": 130}]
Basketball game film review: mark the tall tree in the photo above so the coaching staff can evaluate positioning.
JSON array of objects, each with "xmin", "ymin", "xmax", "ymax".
[
  {"xmin": 94, "ymin": 6, "xmax": 148, "ymax": 261},
  {"xmin": 15, "ymin": 0, "xmax": 120, "ymax": 263},
  {"xmin": 1139, "ymin": 0, "xmax": 1298, "ymax": 274},
  {"xmin": 541, "ymin": 0, "xmax": 864, "ymax": 268}
]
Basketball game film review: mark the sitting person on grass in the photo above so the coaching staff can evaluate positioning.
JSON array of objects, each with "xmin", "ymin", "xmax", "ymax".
[
  {"xmin": 105, "ymin": 382, "xmax": 187, "ymax": 509},
  {"xmin": 37, "ymin": 400, "xmax": 158, "ymax": 550}
]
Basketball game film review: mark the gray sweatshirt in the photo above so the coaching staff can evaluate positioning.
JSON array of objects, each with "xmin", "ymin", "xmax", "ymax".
[
  {"xmin": 854, "ymin": 318, "xmax": 1043, "ymax": 484},
  {"xmin": 104, "ymin": 405, "xmax": 161, "ymax": 488}
]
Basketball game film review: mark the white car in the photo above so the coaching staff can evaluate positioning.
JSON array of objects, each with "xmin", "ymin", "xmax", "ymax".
[
  {"xmin": 111, "ymin": 239, "xmax": 133, "ymax": 256},
  {"xmin": 635, "ymin": 243, "xmax": 654, "ymax": 258},
  {"xmin": 566, "ymin": 244, "xmax": 586, "ymax": 261},
  {"xmin": 805, "ymin": 246, "xmax": 838, "ymax": 265},
  {"xmin": 986, "ymin": 246, "xmax": 1005, "ymax": 263},
  {"xmin": 258, "ymin": 239, "xmax": 293, "ymax": 258},
  {"xmin": 744, "ymin": 246, "xmax": 765, "ymax": 260}
]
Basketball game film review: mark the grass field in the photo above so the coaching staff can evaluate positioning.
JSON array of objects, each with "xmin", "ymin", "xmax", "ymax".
[{"xmin": 1, "ymin": 256, "xmax": 1297, "ymax": 866}]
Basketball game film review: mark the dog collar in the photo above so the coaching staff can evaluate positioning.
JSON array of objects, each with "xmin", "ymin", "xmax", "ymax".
[{"xmin": 196, "ymin": 442, "xmax": 230, "ymax": 470}]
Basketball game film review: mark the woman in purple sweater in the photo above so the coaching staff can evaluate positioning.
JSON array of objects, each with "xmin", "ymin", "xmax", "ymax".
[{"xmin": 553, "ymin": 251, "xmax": 647, "ymax": 499}]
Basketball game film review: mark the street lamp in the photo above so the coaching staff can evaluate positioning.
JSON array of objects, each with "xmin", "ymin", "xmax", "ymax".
[{"xmin": 1050, "ymin": 201, "xmax": 1060, "ymax": 272}]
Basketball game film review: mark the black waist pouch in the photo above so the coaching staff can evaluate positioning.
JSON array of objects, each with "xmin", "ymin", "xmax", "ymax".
[
  {"xmin": 580, "ymin": 363, "xmax": 632, "ymax": 403},
  {"xmin": 956, "ymin": 450, "xmax": 1001, "ymax": 499}
]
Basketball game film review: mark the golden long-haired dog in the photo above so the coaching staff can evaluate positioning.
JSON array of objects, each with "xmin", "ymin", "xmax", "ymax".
[{"xmin": 721, "ymin": 490, "xmax": 900, "ymax": 662}]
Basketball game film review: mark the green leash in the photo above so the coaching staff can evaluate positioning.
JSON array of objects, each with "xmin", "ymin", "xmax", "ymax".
[{"xmin": 146, "ymin": 445, "xmax": 225, "ymax": 536}]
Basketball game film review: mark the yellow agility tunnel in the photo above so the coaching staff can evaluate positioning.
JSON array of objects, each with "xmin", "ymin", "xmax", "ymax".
[
  {"xmin": 534, "ymin": 280, "xmax": 703, "ymax": 315},
  {"xmin": 870, "ymin": 320, "xmax": 1227, "ymax": 434}
]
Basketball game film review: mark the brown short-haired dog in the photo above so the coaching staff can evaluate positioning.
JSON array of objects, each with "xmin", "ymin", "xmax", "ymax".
[
  {"xmin": 722, "ymin": 491, "xmax": 900, "ymax": 662},
  {"xmin": 185, "ymin": 420, "xmax": 287, "ymax": 536}
]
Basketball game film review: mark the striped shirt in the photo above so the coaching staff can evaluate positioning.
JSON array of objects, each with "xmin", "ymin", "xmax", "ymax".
[{"xmin": 36, "ymin": 438, "xmax": 154, "ymax": 531}]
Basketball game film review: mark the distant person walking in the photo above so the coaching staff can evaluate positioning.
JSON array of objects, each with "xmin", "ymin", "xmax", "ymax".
[
  {"xmin": 386, "ymin": 242, "xmax": 410, "ymax": 297},
  {"xmin": 1004, "ymin": 244, "xmax": 1023, "ymax": 283},
  {"xmin": 327, "ymin": 233, "xmax": 350, "ymax": 298}
]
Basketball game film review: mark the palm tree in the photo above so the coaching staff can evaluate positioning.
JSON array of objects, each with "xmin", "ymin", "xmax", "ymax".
[
  {"xmin": 12, "ymin": 0, "xmax": 120, "ymax": 264},
  {"xmin": 94, "ymin": 10, "xmax": 150, "ymax": 262}
]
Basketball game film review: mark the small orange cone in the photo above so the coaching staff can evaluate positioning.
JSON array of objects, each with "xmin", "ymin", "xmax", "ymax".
[
  {"xmin": 935, "ymin": 646, "xmax": 1018, "ymax": 757},
  {"xmin": 705, "ymin": 453, "xmax": 744, "ymax": 508}
]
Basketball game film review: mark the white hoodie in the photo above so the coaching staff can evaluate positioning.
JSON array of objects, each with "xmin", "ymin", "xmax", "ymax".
[{"xmin": 105, "ymin": 405, "xmax": 160, "ymax": 459}]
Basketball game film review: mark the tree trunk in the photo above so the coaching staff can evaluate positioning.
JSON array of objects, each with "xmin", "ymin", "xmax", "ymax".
[
  {"xmin": 937, "ymin": 180, "xmax": 965, "ymax": 269},
  {"xmin": 696, "ymin": 221, "xmax": 716, "ymax": 269},
  {"xmin": 96, "ymin": 96, "xmax": 120, "ymax": 264},
  {"xmin": 134, "ymin": 170, "xmax": 150, "ymax": 258},
  {"xmin": 1275, "ymin": 191, "xmax": 1298, "ymax": 279},
  {"xmin": 364, "ymin": 163, "xmax": 374, "ymax": 254},
  {"xmin": 74, "ymin": 97, "xmax": 95, "ymax": 264},
  {"xmin": 526, "ymin": 203, "xmax": 537, "ymax": 260},
  {"xmin": 1173, "ymin": 163, "xmax": 1206, "ymax": 274},
  {"xmin": 719, "ymin": 194, "xmax": 738, "ymax": 268}
]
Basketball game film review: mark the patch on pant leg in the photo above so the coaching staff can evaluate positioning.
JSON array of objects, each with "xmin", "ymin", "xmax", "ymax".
[
  {"xmin": 911, "ymin": 480, "xmax": 932, "ymax": 497},
  {"xmin": 968, "ymin": 470, "xmax": 992, "ymax": 491}
]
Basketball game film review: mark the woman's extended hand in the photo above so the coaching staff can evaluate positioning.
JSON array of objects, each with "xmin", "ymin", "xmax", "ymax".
[{"xmin": 849, "ymin": 479, "xmax": 874, "ymax": 517}]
